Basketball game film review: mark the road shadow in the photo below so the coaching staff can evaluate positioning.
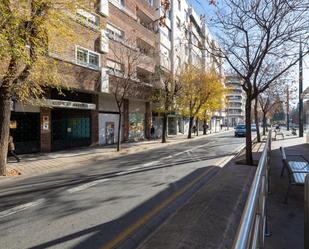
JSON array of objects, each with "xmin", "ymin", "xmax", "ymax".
[
  {"xmin": 0, "ymin": 150, "xmax": 236, "ymax": 211},
  {"xmin": 27, "ymin": 166, "xmax": 222, "ymax": 249}
]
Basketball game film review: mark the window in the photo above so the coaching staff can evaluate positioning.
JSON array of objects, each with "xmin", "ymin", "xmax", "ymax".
[
  {"xmin": 107, "ymin": 59, "xmax": 123, "ymax": 74},
  {"xmin": 185, "ymin": 10, "xmax": 189, "ymax": 22},
  {"xmin": 106, "ymin": 23, "xmax": 124, "ymax": 41},
  {"xmin": 112, "ymin": 0, "xmax": 125, "ymax": 7},
  {"xmin": 176, "ymin": 17, "xmax": 181, "ymax": 29},
  {"xmin": 185, "ymin": 45, "xmax": 189, "ymax": 56},
  {"xmin": 76, "ymin": 47, "xmax": 100, "ymax": 68},
  {"xmin": 178, "ymin": 0, "xmax": 181, "ymax": 11},
  {"xmin": 76, "ymin": 9, "xmax": 99, "ymax": 27},
  {"xmin": 176, "ymin": 56, "xmax": 181, "ymax": 69},
  {"xmin": 146, "ymin": 0, "xmax": 153, "ymax": 6}
]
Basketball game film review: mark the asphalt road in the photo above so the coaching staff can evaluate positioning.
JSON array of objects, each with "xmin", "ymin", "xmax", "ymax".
[{"xmin": 0, "ymin": 131, "xmax": 246, "ymax": 249}]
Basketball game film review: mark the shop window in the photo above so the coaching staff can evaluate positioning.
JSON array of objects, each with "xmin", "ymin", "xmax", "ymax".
[{"xmin": 76, "ymin": 46, "xmax": 100, "ymax": 69}]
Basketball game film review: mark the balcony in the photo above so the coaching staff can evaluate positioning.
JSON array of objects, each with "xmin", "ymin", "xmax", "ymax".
[
  {"xmin": 136, "ymin": 67, "xmax": 154, "ymax": 86},
  {"xmin": 137, "ymin": 9, "xmax": 155, "ymax": 33}
]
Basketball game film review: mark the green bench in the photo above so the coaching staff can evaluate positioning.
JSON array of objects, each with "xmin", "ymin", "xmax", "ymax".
[{"xmin": 280, "ymin": 146, "xmax": 309, "ymax": 203}]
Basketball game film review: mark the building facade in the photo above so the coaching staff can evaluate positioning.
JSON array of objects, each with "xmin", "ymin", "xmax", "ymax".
[
  {"xmin": 10, "ymin": 0, "xmax": 225, "ymax": 155},
  {"xmin": 11, "ymin": 1, "xmax": 105, "ymax": 154},
  {"xmin": 224, "ymin": 75, "xmax": 245, "ymax": 127}
]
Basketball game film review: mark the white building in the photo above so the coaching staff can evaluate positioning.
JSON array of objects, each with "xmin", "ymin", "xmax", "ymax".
[
  {"xmin": 225, "ymin": 75, "xmax": 245, "ymax": 127},
  {"xmin": 153, "ymin": 0, "xmax": 225, "ymax": 135}
]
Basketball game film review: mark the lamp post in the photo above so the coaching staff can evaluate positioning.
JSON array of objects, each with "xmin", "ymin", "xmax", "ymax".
[{"xmin": 299, "ymin": 39, "xmax": 304, "ymax": 137}]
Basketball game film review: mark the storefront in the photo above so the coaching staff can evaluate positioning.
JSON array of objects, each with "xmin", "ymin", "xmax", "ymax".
[
  {"xmin": 44, "ymin": 90, "xmax": 97, "ymax": 152},
  {"xmin": 51, "ymin": 108, "xmax": 92, "ymax": 151},
  {"xmin": 98, "ymin": 94, "xmax": 120, "ymax": 145},
  {"xmin": 10, "ymin": 104, "xmax": 41, "ymax": 154},
  {"xmin": 128, "ymin": 100, "xmax": 146, "ymax": 141}
]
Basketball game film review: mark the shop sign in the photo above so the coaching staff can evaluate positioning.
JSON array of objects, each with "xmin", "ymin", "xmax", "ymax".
[{"xmin": 45, "ymin": 99, "xmax": 96, "ymax": 110}]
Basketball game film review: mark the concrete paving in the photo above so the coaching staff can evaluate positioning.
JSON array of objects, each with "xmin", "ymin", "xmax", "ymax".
[
  {"xmin": 5, "ymin": 130, "xmax": 230, "ymax": 177},
  {"xmin": 136, "ymin": 143, "xmax": 263, "ymax": 249},
  {"xmin": 265, "ymin": 132, "xmax": 307, "ymax": 249}
]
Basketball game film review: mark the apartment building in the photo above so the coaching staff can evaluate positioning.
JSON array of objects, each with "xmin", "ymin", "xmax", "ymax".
[
  {"xmin": 9, "ymin": 0, "xmax": 160, "ymax": 154},
  {"xmin": 152, "ymin": 0, "xmax": 225, "ymax": 135},
  {"xmin": 10, "ymin": 2, "xmax": 107, "ymax": 154},
  {"xmin": 225, "ymin": 75, "xmax": 245, "ymax": 127},
  {"xmin": 98, "ymin": 0, "xmax": 157, "ymax": 144}
]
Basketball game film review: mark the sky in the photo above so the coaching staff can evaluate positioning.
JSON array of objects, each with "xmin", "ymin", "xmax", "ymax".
[{"xmin": 187, "ymin": 0, "xmax": 309, "ymax": 92}]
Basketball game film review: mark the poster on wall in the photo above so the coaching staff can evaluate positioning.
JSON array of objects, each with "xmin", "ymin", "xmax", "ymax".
[
  {"xmin": 129, "ymin": 113, "xmax": 145, "ymax": 140},
  {"xmin": 105, "ymin": 122, "xmax": 115, "ymax": 144}
]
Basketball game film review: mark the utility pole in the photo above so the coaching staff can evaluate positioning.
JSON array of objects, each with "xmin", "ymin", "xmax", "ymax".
[
  {"xmin": 287, "ymin": 85, "xmax": 290, "ymax": 131},
  {"xmin": 299, "ymin": 38, "xmax": 304, "ymax": 137}
]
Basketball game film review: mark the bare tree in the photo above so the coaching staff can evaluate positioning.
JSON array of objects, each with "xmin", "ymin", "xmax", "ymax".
[
  {"xmin": 259, "ymin": 89, "xmax": 282, "ymax": 135},
  {"xmin": 109, "ymin": 37, "xmax": 150, "ymax": 151},
  {"xmin": 206, "ymin": 0, "xmax": 309, "ymax": 164}
]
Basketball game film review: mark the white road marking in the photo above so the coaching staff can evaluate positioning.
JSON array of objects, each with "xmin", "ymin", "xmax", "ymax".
[
  {"xmin": 142, "ymin": 161, "xmax": 160, "ymax": 167},
  {"xmin": 115, "ymin": 171, "xmax": 127, "ymax": 176},
  {"xmin": 67, "ymin": 179, "xmax": 110, "ymax": 193},
  {"xmin": 215, "ymin": 144, "xmax": 245, "ymax": 168},
  {"xmin": 0, "ymin": 198, "xmax": 45, "ymax": 219}
]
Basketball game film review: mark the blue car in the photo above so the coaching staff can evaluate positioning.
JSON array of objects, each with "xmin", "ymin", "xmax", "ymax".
[{"xmin": 235, "ymin": 124, "xmax": 246, "ymax": 137}]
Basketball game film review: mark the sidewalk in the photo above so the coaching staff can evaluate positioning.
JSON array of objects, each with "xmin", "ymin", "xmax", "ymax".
[
  {"xmin": 265, "ymin": 131, "xmax": 307, "ymax": 249},
  {"xmin": 134, "ymin": 139, "xmax": 264, "ymax": 249},
  {"xmin": 5, "ymin": 130, "xmax": 230, "ymax": 177}
]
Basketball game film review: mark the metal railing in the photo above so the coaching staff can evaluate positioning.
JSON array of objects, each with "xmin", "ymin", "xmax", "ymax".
[
  {"xmin": 232, "ymin": 131, "xmax": 272, "ymax": 249},
  {"xmin": 305, "ymin": 175, "xmax": 309, "ymax": 249}
]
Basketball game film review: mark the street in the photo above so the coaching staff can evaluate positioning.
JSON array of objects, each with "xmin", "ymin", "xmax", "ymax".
[{"xmin": 0, "ymin": 131, "xmax": 246, "ymax": 249}]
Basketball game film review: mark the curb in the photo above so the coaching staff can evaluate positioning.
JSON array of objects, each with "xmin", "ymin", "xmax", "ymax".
[{"xmin": 101, "ymin": 141, "xmax": 246, "ymax": 249}]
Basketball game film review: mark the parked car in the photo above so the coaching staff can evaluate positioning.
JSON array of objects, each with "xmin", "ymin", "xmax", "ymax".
[
  {"xmin": 235, "ymin": 124, "xmax": 246, "ymax": 137},
  {"xmin": 251, "ymin": 124, "xmax": 257, "ymax": 131}
]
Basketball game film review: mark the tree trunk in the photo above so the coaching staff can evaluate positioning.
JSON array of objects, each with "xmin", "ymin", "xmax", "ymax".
[
  {"xmin": 245, "ymin": 97, "xmax": 253, "ymax": 165},
  {"xmin": 117, "ymin": 113, "xmax": 122, "ymax": 151},
  {"xmin": 263, "ymin": 113, "xmax": 266, "ymax": 136},
  {"xmin": 0, "ymin": 92, "xmax": 11, "ymax": 176},
  {"xmin": 196, "ymin": 118, "xmax": 199, "ymax": 136},
  {"xmin": 254, "ymin": 98, "xmax": 261, "ymax": 142},
  {"xmin": 203, "ymin": 118, "xmax": 207, "ymax": 135},
  {"xmin": 162, "ymin": 113, "xmax": 167, "ymax": 143},
  {"xmin": 188, "ymin": 116, "xmax": 194, "ymax": 139}
]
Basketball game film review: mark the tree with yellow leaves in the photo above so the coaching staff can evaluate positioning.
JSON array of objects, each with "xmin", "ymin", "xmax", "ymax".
[
  {"xmin": 0, "ymin": 0, "xmax": 97, "ymax": 175},
  {"xmin": 177, "ymin": 65, "xmax": 225, "ymax": 139}
]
